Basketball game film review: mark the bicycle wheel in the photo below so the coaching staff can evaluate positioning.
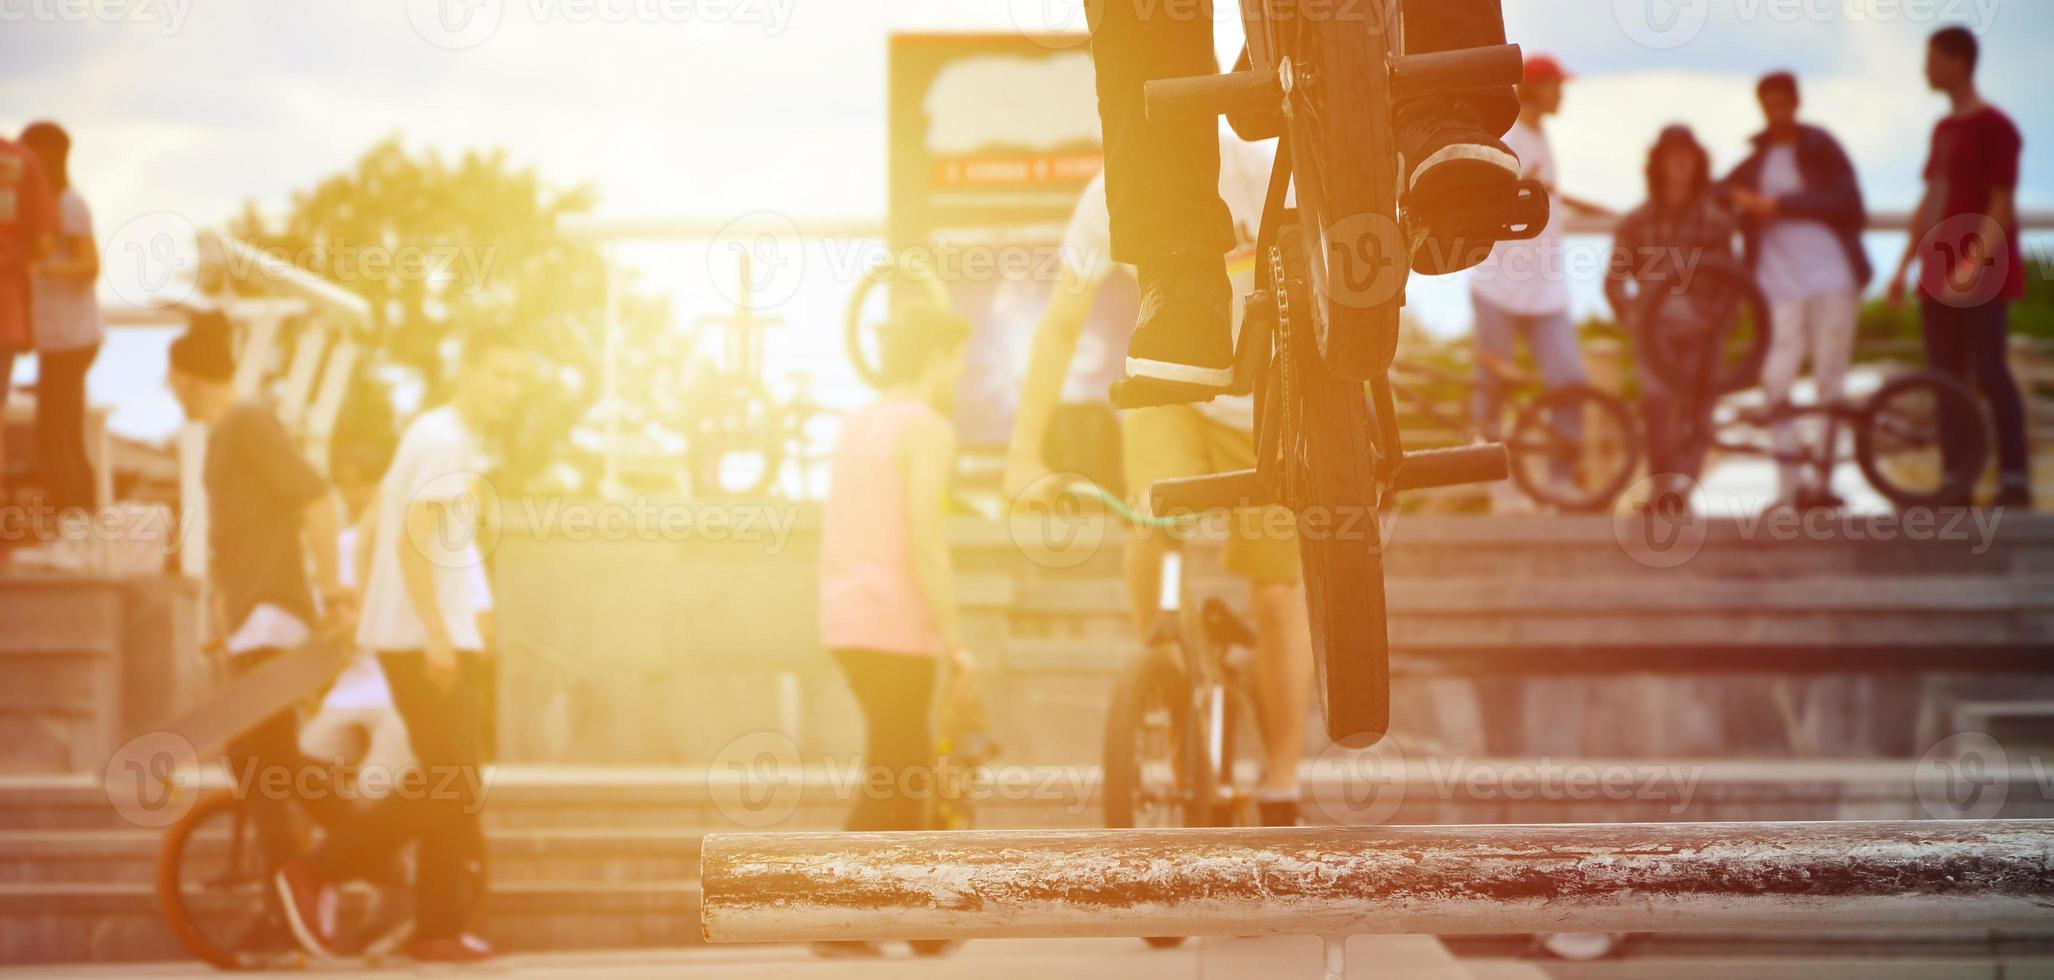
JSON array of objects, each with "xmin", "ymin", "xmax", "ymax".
[
  {"xmin": 843, "ymin": 251, "xmax": 951, "ymax": 390},
  {"xmin": 1633, "ymin": 258, "xmax": 1771, "ymax": 397},
  {"xmin": 685, "ymin": 375, "xmax": 786, "ymax": 497},
  {"xmin": 1856, "ymin": 372, "xmax": 1989, "ymax": 509},
  {"xmin": 1508, "ymin": 385, "xmax": 1642, "ymax": 513},
  {"xmin": 1102, "ymin": 645, "xmax": 1192, "ymax": 832},
  {"xmin": 1269, "ymin": 0, "xmax": 1405, "ymax": 382},
  {"xmin": 155, "ymin": 789, "xmax": 284, "ymax": 970},
  {"xmin": 1275, "ymin": 221, "xmax": 1392, "ymax": 746},
  {"xmin": 1101, "ymin": 644, "xmax": 1194, "ymax": 953}
]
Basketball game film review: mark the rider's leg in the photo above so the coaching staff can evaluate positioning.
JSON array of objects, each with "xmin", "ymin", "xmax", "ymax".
[
  {"xmin": 1809, "ymin": 291, "xmax": 1859, "ymax": 502},
  {"xmin": 1527, "ymin": 308, "xmax": 1588, "ymax": 489},
  {"xmin": 1249, "ymin": 579, "xmax": 1312, "ymax": 809},
  {"xmin": 1760, "ymin": 298, "xmax": 1810, "ymax": 502},
  {"xmin": 1088, "ymin": 0, "xmax": 1238, "ymax": 388},
  {"xmin": 1468, "ymin": 293, "xmax": 1520, "ymax": 442},
  {"xmin": 1397, "ymin": 0, "xmax": 1522, "ymax": 261}
]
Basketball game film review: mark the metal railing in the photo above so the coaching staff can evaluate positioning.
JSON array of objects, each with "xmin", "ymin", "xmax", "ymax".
[{"xmin": 702, "ymin": 820, "xmax": 2054, "ymax": 951}]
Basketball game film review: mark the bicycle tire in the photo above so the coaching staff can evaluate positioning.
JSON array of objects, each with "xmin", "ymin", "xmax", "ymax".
[
  {"xmin": 1102, "ymin": 645, "xmax": 1192, "ymax": 832},
  {"xmin": 686, "ymin": 375, "xmax": 786, "ymax": 498},
  {"xmin": 155, "ymin": 789, "xmax": 269, "ymax": 970},
  {"xmin": 1633, "ymin": 258, "xmax": 1771, "ymax": 397},
  {"xmin": 1508, "ymin": 385, "xmax": 1642, "ymax": 513},
  {"xmin": 843, "ymin": 251, "xmax": 951, "ymax": 390},
  {"xmin": 1102, "ymin": 643, "xmax": 1194, "ymax": 950},
  {"xmin": 1856, "ymin": 371, "xmax": 1990, "ymax": 510},
  {"xmin": 1277, "ymin": 222, "xmax": 1393, "ymax": 746},
  {"xmin": 1272, "ymin": 0, "xmax": 1405, "ymax": 382}
]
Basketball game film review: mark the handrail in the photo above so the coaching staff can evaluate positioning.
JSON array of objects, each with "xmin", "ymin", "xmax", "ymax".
[{"xmin": 701, "ymin": 820, "xmax": 2054, "ymax": 943}]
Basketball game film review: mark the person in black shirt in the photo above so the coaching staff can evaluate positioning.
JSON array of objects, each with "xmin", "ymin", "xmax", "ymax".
[{"xmin": 167, "ymin": 310, "xmax": 354, "ymax": 958}]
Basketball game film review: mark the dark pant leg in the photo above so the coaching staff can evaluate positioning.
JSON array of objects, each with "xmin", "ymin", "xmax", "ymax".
[
  {"xmin": 376, "ymin": 651, "xmax": 484, "ymax": 942},
  {"xmin": 833, "ymin": 649, "xmax": 939, "ymax": 833},
  {"xmin": 0, "ymin": 348, "xmax": 15, "ymax": 502},
  {"xmin": 1921, "ymin": 299, "xmax": 1971, "ymax": 492},
  {"xmin": 1088, "ymin": 0, "xmax": 1234, "ymax": 265},
  {"xmin": 221, "ymin": 649, "xmax": 303, "ymax": 871},
  {"xmin": 1400, "ymin": 0, "xmax": 1518, "ymax": 135},
  {"xmin": 1963, "ymin": 301, "xmax": 2031, "ymax": 482},
  {"xmin": 33, "ymin": 344, "xmax": 97, "ymax": 514}
]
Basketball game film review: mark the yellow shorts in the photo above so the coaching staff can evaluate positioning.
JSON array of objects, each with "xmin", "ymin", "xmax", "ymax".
[{"xmin": 1121, "ymin": 406, "xmax": 1301, "ymax": 585}]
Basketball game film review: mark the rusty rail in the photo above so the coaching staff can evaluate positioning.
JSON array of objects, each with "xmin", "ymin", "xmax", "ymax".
[{"xmin": 701, "ymin": 820, "xmax": 2054, "ymax": 944}]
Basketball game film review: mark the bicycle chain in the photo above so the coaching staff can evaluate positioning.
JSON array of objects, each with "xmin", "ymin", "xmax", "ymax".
[{"xmin": 1270, "ymin": 241, "xmax": 1306, "ymax": 512}]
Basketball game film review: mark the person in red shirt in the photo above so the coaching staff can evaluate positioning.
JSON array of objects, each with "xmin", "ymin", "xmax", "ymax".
[
  {"xmin": 1888, "ymin": 26, "xmax": 2032, "ymax": 509},
  {"xmin": 0, "ymin": 135, "xmax": 59, "ymax": 511}
]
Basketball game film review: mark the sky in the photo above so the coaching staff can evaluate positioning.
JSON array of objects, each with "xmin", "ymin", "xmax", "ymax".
[{"xmin": 5, "ymin": 0, "xmax": 2052, "ymax": 238}]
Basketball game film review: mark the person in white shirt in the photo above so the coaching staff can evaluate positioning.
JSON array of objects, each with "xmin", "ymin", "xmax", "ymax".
[
  {"xmin": 340, "ymin": 330, "xmax": 525, "ymax": 964},
  {"xmin": 1723, "ymin": 72, "xmax": 1871, "ymax": 511},
  {"xmin": 1005, "ymin": 129, "xmax": 1314, "ymax": 828},
  {"xmin": 1467, "ymin": 56, "xmax": 1610, "ymax": 502}
]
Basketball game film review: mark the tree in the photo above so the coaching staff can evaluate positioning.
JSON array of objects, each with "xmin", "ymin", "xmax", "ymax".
[{"xmin": 231, "ymin": 136, "xmax": 670, "ymax": 490}]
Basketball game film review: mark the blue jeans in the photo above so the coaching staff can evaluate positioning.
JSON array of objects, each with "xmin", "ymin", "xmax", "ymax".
[{"xmin": 1470, "ymin": 296, "xmax": 1586, "ymax": 482}]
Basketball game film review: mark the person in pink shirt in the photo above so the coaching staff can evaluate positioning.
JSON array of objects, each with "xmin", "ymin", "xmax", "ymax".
[
  {"xmin": 815, "ymin": 303, "xmax": 973, "ymax": 958},
  {"xmin": 817, "ymin": 306, "xmax": 974, "ymax": 795}
]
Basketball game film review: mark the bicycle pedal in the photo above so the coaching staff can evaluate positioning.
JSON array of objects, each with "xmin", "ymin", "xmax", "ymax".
[
  {"xmin": 1409, "ymin": 179, "xmax": 1550, "ymax": 242},
  {"xmin": 1109, "ymin": 376, "xmax": 1231, "ymax": 411}
]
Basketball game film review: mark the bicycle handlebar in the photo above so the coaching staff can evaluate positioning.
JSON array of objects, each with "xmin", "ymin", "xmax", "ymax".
[{"xmin": 1058, "ymin": 480, "xmax": 1198, "ymax": 531}]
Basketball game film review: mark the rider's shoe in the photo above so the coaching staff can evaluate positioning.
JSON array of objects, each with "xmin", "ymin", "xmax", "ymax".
[
  {"xmin": 407, "ymin": 935, "xmax": 498, "ymax": 963},
  {"xmin": 1256, "ymin": 796, "xmax": 1303, "ymax": 828},
  {"xmin": 1397, "ymin": 101, "xmax": 1522, "ymax": 276},
  {"xmin": 272, "ymin": 861, "xmax": 339, "ymax": 959},
  {"xmin": 1994, "ymin": 480, "xmax": 2034, "ymax": 511},
  {"xmin": 1124, "ymin": 248, "xmax": 1234, "ymax": 393}
]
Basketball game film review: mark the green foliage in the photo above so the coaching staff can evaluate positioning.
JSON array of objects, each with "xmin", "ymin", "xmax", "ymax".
[{"xmin": 230, "ymin": 137, "xmax": 669, "ymax": 488}]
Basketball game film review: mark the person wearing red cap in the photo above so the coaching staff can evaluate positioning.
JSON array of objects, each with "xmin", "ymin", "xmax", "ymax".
[
  {"xmin": 1086, "ymin": 0, "xmax": 1524, "ymax": 396},
  {"xmin": 1466, "ymin": 54, "xmax": 1609, "ymax": 508},
  {"xmin": 0, "ymin": 132, "xmax": 58, "ymax": 526}
]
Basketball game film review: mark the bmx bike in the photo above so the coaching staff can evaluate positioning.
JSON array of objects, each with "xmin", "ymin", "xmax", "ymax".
[
  {"xmin": 1109, "ymin": 0, "xmax": 1547, "ymax": 743},
  {"xmin": 1390, "ymin": 355, "xmax": 1642, "ymax": 513},
  {"xmin": 1627, "ymin": 258, "xmax": 1990, "ymax": 509}
]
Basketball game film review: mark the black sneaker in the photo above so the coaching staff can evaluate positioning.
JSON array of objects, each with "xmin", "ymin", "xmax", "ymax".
[
  {"xmin": 1397, "ymin": 101, "xmax": 1521, "ymax": 276},
  {"xmin": 1125, "ymin": 248, "xmax": 1234, "ymax": 391}
]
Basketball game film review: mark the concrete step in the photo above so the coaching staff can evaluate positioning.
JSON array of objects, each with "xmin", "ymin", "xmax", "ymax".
[{"xmin": 0, "ymin": 827, "xmax": 711, "ymax": 885}]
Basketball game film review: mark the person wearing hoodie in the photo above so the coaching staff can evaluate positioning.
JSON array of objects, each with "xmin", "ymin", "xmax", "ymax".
[{"xmin": 1722, "ymin": 73, "xmax": 1871, "ymax": 512}]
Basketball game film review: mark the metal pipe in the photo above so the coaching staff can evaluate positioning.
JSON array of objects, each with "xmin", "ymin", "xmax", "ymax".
[{"xmin": 701, "ymin": 820, "xmax": 2054, "ymax": 943}]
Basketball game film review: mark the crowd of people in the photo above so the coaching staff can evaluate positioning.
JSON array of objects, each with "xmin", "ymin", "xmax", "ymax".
[
  {"xmin": 0, "ymin": 121, "xmax": 103, "ymax": 537},
  {"xmin": 164, "ymin": 314, "xmax": 521, "ymax": 964},
  {"xmin": 1512, "ymin": 26, "xmax": 2033, "ymax": 511}
]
